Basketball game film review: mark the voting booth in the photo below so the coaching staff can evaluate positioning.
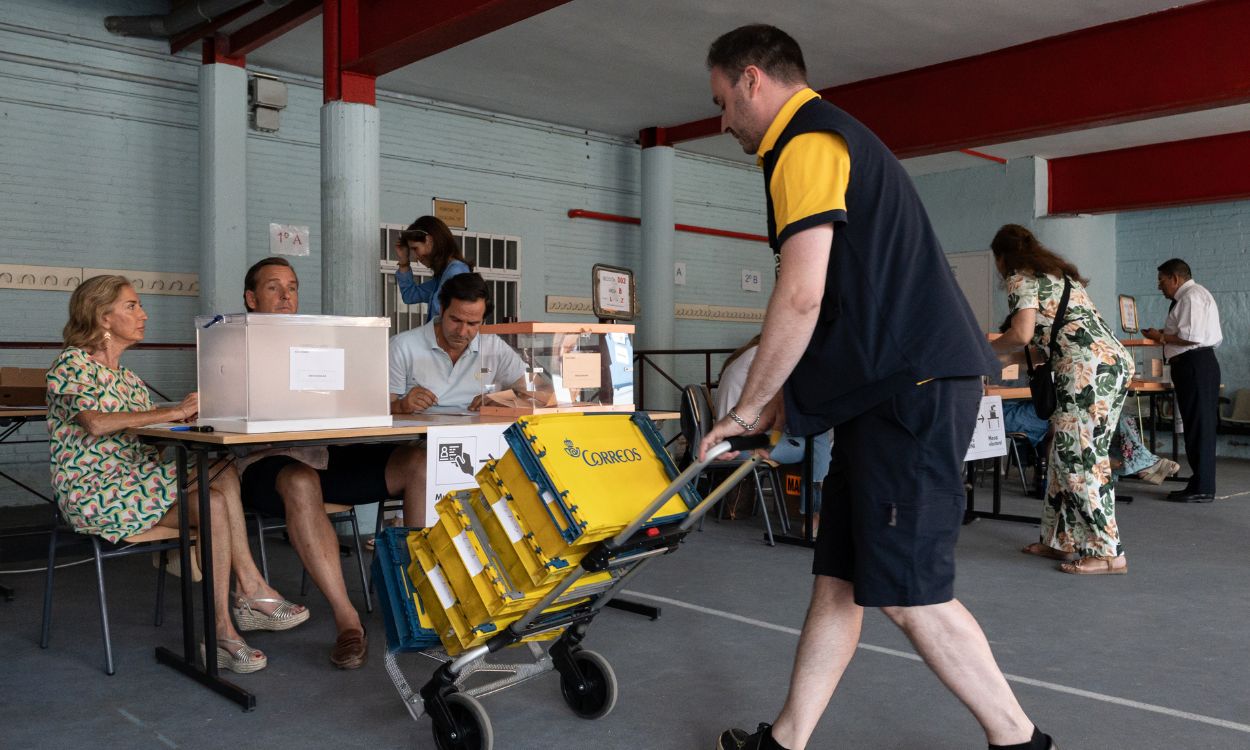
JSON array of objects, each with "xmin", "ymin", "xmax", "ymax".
[
  {"xmin": 195, "ymin": 313, "xmax": 393, "ymax": 433},
  {"xmin": 476, "ymin": 322, "xmax": 635, "ymax": 416}
]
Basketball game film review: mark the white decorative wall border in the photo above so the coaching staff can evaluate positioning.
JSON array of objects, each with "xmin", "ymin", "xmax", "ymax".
[
  {"xmin": 545, "ymin": 295, "xmax": 765, "ymax": 323},
  {"xmin": 0, "ymin": 264, "xmax": 199, "ymax": 296}
]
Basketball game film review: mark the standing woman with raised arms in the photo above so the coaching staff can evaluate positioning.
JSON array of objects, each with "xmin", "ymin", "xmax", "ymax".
[{"xmin": 393, "ymin": 215, "xmax": 471, "ymax": 320}]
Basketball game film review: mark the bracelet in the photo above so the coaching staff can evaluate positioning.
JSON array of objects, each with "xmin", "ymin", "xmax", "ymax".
[{"xmin": 727, "ymin": 408, "xmax": 760, "ymax": 431}]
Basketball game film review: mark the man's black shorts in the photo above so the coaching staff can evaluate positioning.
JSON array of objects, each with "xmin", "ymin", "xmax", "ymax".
[
  {"xmin": 240, "ymin": 444, "xmax": 399, "ymax": 517},
  {"xmin": 813, "ymin": 376, "xmax": 980, "ymax": 607}
]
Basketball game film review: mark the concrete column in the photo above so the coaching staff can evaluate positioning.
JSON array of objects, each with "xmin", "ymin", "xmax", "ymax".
[
  {"xmin": 199, "ymin": 62, "xmax": 248, "ymax": 315},
  {"xmin": 1034, "ymin": 213, "xmax": 1118, "ymax": 321},
  {"xmin": 320, "ymin": 100, "xmax": 380, "ymax": 316},
  {"xmin": 640, "ymin": 145, "xmax": 676, "ymax": 409}
]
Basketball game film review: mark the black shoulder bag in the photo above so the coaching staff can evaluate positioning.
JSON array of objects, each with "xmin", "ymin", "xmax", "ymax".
[{"xmin": 1022, "ymin": 277, "xmax": 1072, "ymax": 420}]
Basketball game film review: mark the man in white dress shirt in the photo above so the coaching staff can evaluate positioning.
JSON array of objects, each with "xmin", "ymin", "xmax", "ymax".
[
  {"xmin": 388, "ymin": 272, "xmax": 530, "ymax": 523},
  {"xmin": 1144, "ymin": 258, "xmax": 1222, "ymax": 502}
]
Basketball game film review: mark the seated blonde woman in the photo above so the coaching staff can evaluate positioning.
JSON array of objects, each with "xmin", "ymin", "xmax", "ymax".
[{"xmin": 47, "ymin": 275, "xmax": 309, "ymax": 673}]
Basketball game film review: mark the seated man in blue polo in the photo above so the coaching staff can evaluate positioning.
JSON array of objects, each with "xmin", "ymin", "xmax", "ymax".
[{"xmin": 388, "ymin": 272, "xmax": 530, "ymax": 523}]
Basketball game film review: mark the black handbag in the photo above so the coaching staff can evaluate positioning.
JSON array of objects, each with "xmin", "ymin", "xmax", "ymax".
[{"xmin": 1022, "ymin": 277, "xmax": 1072, "ymax": 420}]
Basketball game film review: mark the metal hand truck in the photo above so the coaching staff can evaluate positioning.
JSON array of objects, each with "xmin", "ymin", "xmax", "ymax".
[{"xmin": 372, "ymin": 433, "xmax": 771, "ymax": 750}]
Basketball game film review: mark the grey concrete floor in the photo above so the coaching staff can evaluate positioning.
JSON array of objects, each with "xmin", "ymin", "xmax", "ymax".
[{"xmin": 2, "ymin": 457, "xmax": 1248, "ymax": 749}]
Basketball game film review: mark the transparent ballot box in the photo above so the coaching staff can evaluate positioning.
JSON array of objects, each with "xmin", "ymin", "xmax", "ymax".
[
  {"xmin": 476, "ymin": 322, "xmax": 634, "ymax": 416},
  {"xmin": 195, "ymin": 313, "xmax": 393, "ymax": 433}
]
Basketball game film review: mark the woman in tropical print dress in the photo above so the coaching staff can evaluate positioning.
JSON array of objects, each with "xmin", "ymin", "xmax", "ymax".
[
  {"xmin": 989, "ymin": 225, "xmax": 1132, "ymax": 575},
  {"xmin": 47, "ymin": 275, "xmax": 308, "ymax": 672}
]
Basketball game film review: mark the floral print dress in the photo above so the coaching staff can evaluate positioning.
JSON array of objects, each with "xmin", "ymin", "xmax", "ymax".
[
  {"xmin": 1007, "ymin": 273, "xmax": 1133, "ymax": 558},
  {"xmin": 46, "ymin": 347, "xmax": 177, "ymax": 543}
]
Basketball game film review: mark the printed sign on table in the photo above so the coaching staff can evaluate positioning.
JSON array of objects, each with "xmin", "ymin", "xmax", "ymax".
[
  {"xmin": 421, "ymin": 422, "xmax": 511, "ymax": 527},
  {"xmin": 964, "ymin": 395, "xmax": 1008, "ymax": 461}
]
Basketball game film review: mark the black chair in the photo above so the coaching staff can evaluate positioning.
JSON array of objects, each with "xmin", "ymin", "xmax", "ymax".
[
  {"xmin": 367, "ymin": 497, "xmax": 405, "ymax": 594},
  {"xmin": 1003, "ymin": 432, "xmax": 1037, "ymax": 494},
  {"xmin": 40, "ymin": 506, "xmax": 183, "ymax": 675},
  {"xmin": 680, "ymin": 384, "xmax": 785, "ymax": 545},
  {"xmin": 252, "ymin": 503, "xmax": 372, "ymax": 613}
]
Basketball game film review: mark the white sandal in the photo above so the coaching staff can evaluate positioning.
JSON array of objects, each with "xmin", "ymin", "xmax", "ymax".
[{"xmin": 232, "ymin": 593, "xmax": 310, "ymax": 632}]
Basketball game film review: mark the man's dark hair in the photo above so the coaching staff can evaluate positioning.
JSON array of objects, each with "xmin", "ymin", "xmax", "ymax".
[
  {"xmin": 707, "ymin": 24, "xmax": 807, "ymax": 85},
  {"xmin": 438, "ymin": 272, "xmax": 493, "ymax": 319},
  {"xmin": 1157, "ymin": 258, "xmax": 1192, "ymax": 280},
  {"xmin": 243, "ymin": 256, "xmax": 295, "ymax": 311}
]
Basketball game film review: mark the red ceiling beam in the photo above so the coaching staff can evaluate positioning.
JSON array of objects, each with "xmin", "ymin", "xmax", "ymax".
[
  {"xmin": 169, "ymin": 0, "xmax": 262, "ymax": 55},
  {"xmin": 343, "ymin": 0, "xmax": 573, "ymax": 77},
  {"xmin": 324, "ymin": 0, "xmax": 375, "ymax": 104},
  {"xmin": 226, "ymin": 0, "xmax": 323, "ymax": 57},
  {"xmin": 202, "ymin": 35, "xmax": 245, "ymax": 68},
  {"xmin": 660, "ymin": 0, "xmax": 1250, "ymax": 157},
  {"xmin": 1048, "ymin": 130, "xmax": 1250, "ymax": 215}
]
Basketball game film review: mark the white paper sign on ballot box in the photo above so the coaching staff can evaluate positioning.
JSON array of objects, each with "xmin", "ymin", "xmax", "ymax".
[
  {"xmin": 419, "ymin": 422, "xmax": 511, "ymax": 528},
  {"xmin": 964, "ymin": 395, "xmax": 1008, "ymax": 462}
]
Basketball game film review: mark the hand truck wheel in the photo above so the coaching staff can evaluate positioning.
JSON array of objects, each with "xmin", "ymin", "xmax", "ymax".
[
  {"xmin": 431, "ymin": 692, "xmax": 493, "ymax": 750},
  {"xmin": 559, "ymin": 649, "xmax": 618, "ymax": 720}
]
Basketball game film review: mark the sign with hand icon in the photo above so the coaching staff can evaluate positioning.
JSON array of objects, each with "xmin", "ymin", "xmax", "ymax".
[{"xmin": 423, "ymin": 424, "xmax": 512, "ymax": 527}]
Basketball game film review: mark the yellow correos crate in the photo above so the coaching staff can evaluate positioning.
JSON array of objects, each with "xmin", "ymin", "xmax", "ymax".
[
  {"xmin": 423, "ymin": 495, "xmax": 515, "ymax": 632},
  {"xmin": 409, "ymin": 534, "xmax": 564, "ymax": 655},
  {"xmin": 406, "ymin": 540, "xmax": 474, "ymax": 653},
  {"xmin": 475, "ymin": 463, "xmax": 592, "ymax": 585},
  {"xmin": 501, "ymin": 413, "xmax": 700, "ymax": 543},
  {"xmin": 436, "ymin": 491, "xmax": 615, "ymax": 620}
]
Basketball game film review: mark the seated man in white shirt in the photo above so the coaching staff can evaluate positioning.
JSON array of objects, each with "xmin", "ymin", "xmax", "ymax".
[
  {"xmin": 236, "ymin": 257, "xmax": 424, "ymax": 670},
  {"xmin": 389, "ymin": 272, "xmax": 530, "ymax": 524}
]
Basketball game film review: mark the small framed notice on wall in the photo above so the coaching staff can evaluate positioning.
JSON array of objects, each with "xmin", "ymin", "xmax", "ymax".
[
  {"xmin": 1118, "ymin": 294, "xmax": 1138, "ymax": 333},
  {"xmin": 592, "ymin": 264, "xmax": 637, "ymax": 321},
  {"xmin": 432, "ymin": 198, "xmax": 467, "ymax": 230}
]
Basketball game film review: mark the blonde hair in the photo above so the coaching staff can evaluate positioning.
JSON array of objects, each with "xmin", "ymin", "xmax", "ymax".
[{"xmin": 63, "ymin": 275, "xmax": 132, "ymax": 350}]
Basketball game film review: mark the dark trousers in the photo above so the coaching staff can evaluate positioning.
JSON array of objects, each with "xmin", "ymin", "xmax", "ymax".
[{"xmin": 1170, "ymin": 347, "xmax": 1220, "ymax": 494}]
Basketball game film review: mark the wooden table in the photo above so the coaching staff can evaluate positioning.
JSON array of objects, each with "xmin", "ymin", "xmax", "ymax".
[
  {"xmin": 133, "ymin": 411, "xmax": 678, "ymax": 711},
  {"xmin": 972, "ymin": 380, "xmax": 1177, "ymax": 526}
]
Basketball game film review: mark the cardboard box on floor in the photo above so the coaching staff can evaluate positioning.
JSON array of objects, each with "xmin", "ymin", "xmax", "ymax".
[{"xmin": 0, "ymin": 367, "xmax": 46, "ymax": 406}]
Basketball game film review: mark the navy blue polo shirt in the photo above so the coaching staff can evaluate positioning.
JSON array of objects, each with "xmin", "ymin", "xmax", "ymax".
[{"xmin": 758, "ymin": 90, "xmax": 997, "ymax": 435}]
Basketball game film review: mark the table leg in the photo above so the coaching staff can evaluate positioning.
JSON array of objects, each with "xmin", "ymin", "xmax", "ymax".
[
  {"xmin": 963, "ymin": 457, "xmax": 1041, "ymax": 525},
  {"xmin": 154, "ymin": 444, "xmax": 255, "ymax": 711},
  {"xmin": 1148, "ymin": 393, "xmax": 1158, "ymax": 453},
  {"xmin": 1171, "ymin": 391, "xmax": 1179, "ymax": 461}
]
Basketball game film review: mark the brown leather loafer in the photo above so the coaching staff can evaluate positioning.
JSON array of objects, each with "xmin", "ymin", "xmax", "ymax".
[{"xmin": 330, "ymin": 628, "xmax": 367, "ymax": 670}]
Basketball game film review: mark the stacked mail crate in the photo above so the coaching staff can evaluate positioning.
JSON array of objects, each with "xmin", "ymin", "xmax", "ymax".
[{"xmin": 395, "ymin": 413, "xmax": 701, "ymax": 656}]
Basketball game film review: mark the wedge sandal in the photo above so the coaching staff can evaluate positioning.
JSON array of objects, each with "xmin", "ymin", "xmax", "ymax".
[
  {"xmin": 202, "ymin": 637, "xmax": 267, "ymax": 674},
  {"xmin": 232, "ymin": 593, "xmax": 310, "ymax": 632}
]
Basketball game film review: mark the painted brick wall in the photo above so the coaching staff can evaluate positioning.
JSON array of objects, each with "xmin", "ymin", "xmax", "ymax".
[
  {"xmin": 1117, "ymin": 199, "xmax": 1250, "ymax": 458},
  {"xmin": 0, "ymin": 0, "xmax": 768, "ymax": 504}
]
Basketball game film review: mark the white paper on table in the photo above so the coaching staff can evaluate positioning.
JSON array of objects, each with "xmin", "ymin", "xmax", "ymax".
[
  {"xmin": 423, "ymin": 406, "xmax": 479, "ymax": 416},
  {"xmin": 289, "ymin": 347, "xmax": 345, "ymax": 391}
]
